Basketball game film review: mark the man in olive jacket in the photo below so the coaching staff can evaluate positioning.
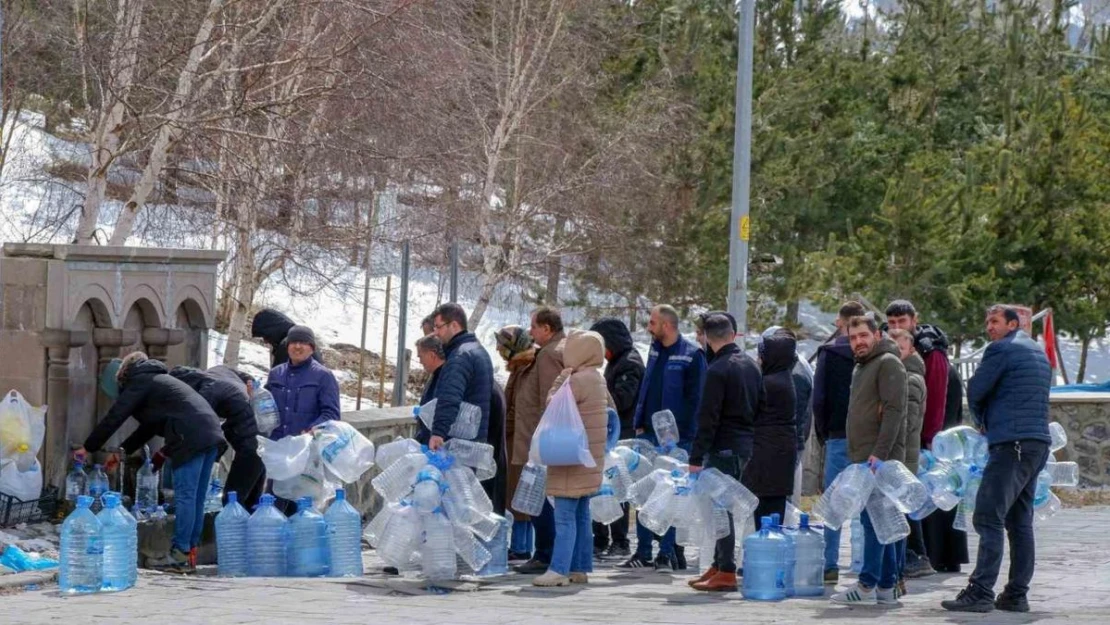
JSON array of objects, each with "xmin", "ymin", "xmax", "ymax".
[{"xmin": 831, "ymin": 315, "xmax": 907, "ymax": 607}]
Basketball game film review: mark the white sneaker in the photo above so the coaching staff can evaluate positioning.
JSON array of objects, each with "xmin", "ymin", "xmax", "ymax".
[
  {"xmin": 830, "ymin": 583, "xmax": 878, "ymax": 606},
  {"xmin": 877, "ymin": 586, "xmax": 901, "ymax": 606},
  {"xmin": 532, "ymin": 570, "xmax": 570, "ymax": 587}
]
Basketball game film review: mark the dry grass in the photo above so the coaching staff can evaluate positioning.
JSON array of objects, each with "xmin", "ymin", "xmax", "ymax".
[{"xmin": 1056, "ymin": 488, "xmax": 1110, "ymax": 507}]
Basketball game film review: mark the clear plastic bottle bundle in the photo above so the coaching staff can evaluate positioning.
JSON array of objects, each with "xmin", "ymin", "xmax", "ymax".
[
  {"xmin": 371, "ymin": 452, "xmax": 429, "ymax": 503},
  {"xmin": 1045, "ymin": 460, "xmax": 1079, "ymax": 487},
  {"xmin": 601, "ymin": 451, "xmax": 633, "ymax": 500},
  {"xmin": 66, "ymin": 462, "xmax": 87, "ymax": 503},
  {"xmin": 814, "ymin": 463, "xmax": 875, "ymax": 530},
  {"xmin": 216, "ymin": 491, "xmax": 250, "ymax": 577},
  {"xmin": 864, "ymin": 490, "xmax": 910, "ymax": 545},
  {"xmin": 510, "ymin": 462, "xmax": 547, "ymax": 516},
  {"xmin": 741, "ymin": 516, "xmax": 788, "ymax": 602},
  {"xmin": 443, "ymin": 438, "xmax": 495, "ymax": 471},
  {"xmin": 590, "ymin": 485, "xmax": 624, "ymax": 524},
  {"xmin": 1049, "ymin": 421, "xmax": 1068, "ymax": 452},
  {"xmin": 247, "ymin": 494, "xmax": 288, "ymax": 577},
  {"xmin": 874, "ymin": 460, "xmax": 929, "ymax": 514},
  {"xmin": 60, "ymin": 495, "xmax": 103, "ymax": 595},
  {"xmin": 97, "ymin": 493, "xmax": 137, "ymax": 592}
]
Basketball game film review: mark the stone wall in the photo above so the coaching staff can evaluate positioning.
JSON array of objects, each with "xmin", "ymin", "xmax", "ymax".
[
  {"xmin": 342, "ymin": 405, "xmax": 417, "ymax": 520},
  {"xmin": 1049, "ymin": 394, "xmax": 1110, "ymax": 487}
]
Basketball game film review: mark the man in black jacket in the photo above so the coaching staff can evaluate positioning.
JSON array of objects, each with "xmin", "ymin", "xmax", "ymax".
[
  {"xmin": 687, "ymin": 314, "xmax": 763, "ymax": 592},
  {"xmin": 75, "ymin": 353, "xmax": 225, "ymax": 570},
  {"xmin": 589, "ymin": 318, "xmax": 645, "ymax": 558}
]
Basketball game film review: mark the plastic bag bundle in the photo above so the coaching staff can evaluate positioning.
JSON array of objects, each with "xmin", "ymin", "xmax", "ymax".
[
  {"xmin": 258, "ymin": 422, "xmax": 377, "ymax": 509},
  {"xmin": 0, "ymin": 390, "xmax": 47, "ymax": 472},
  {"xmin": 314, "ymin": 421, "xmax": 376, "ymax": 483},
  {"xmin": 529, "ymin": 380, "xmax": 595, "ymax": 468}
]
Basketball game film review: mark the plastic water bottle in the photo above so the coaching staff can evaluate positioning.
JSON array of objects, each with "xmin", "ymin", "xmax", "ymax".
[
  {"xmin": 251, "ymin": 382, "xmax": 280, "ymax": 435},
  {"xmin": 1049, "ymin": 421, "xmax": 1068, "ymax": 452},
  {"xmin": 1046, "ymin": 461, "xmax": 1079, "ymax": 487},
  {"xmin": 215, "ymin": 491, "xmax": 250, "ymax": 577},
  {"xmin": 66, "ymin": 463, "xmax": 87, "ymax": 502},
  {"xmin": 921, "ymin": 462, "xmax": 962, "ymax": 511},
  {"xmin": 874, "ymin": 460, "xmax": 929, "ymax": 514},
  {"xmin": 98, "ymin": 493, "xmax": 136, "ymax": 591},
  {"xmin": 288, "ymin": 497, "xmax": 329, "ymax": 577},
  {"xmin": 449, "ymin": 402, "xmax": 482, "ymax": 440},
  {"xmin": 960, "ymin": 465, "xmax": 984, "ymax": 513},
  {"xmin": 772, "ymin": 514, "xmax": 796, "ymax": 598},
  {"xmin": 468, "ymin": 511, "xmax": 502, "ymax": 542},
  {"xmin": 741, "ymin": 516, "xmax": 787, "ymax": 601},
  {"xmin": 247, "ymin": 494, "xmax": 288, "ymax": 577},
  {"xmin": 613, "ymin": 446, "xmax": 652, "ymax": 482},
  {"xmin": 814, "ymin": 463, "xmax": 874, "ymax": 530},
  {"xmin": 324, "ymin": 489, "xmax": 363, "ymax": 577},
  {"xmin": 59, "ymin": 495, "xmax": 103, "ymax": 594},
  {"xmin": 638, "ymin": 479, "xmax": 677, "ymax": 535},
  {"xmin": 590, "ymin": 485, "xmax": 623, "ymax": 524},
  {"xmin": 792, "ymin": 514, "xmax": 825, "ymax": 597},
  {"xmin": 376, "ymin": 438, "xmax": 422, "ymax": 472},
  {"xmin": 602, "ymin": 451, "xmax": 633, "ymax": 500},
  {"xmin": 511, "ymin": 462, "xmax": 547, "ymax": 516},
  {"xmin": 364, "ymin": 502, "xmax": 398, "ymax": 549},
  {"xmin": 135, "ymin": 459, "xmax": 159, "ymax": 515},
  {"xmin": 1034, "ymin": 470, "xmax": 1053, "ymax": 506},
  {"xmin": 908, "ymin": 493, "xmax": 938, "ymax": 522},
  {"xmin": 850, "ymin": 517, "xmax": 864, "ymax": 573},
  {"xmin": 952, "ymin": 499, "xmax": 969, "ymax": 532},
  {"xmin": 444, "ymin": 438, "xmax": 494, "ymax": 470},
  {"xmin": 412, "ymin": 478, "xmax": 443, "ymax": 515},
  {"xmin": 653, "ymin": 454, "xmax": 685, "ymax": 474},
  {"xmin": 378, "ymin": 504, "xmax": 423, "ymax": 567},
  {"xmin": 651, "ymin": 410, "xmax": 680, "ymax": 447},
  {"xmin": 864, "ymin": 491, "xmax": 910, "ymax": 545},
  {"xmin": 476, "ymin": 513, "xmax": 511, "ymax": 577},
  {"xmin": 371, "ymin": 452, "xmax": 428, "ymax": 502},
  {"xmin": 205, "ymin": 479, "xmax": 225, "ymax": 513},
  {"xmin": 89, "ymin": 464, "xmax": 109, "ymax": 507},
  {"xmin": 1034, "ymin": 490, "xmax": 1061, "ymax": 522},
  {"xmin": 151, "ymin": 505, "xmax": 168, "ymax": 523},
  {"xmin": 628, "ymin": 469, "xmax": 668, "ymax": 508},
  {"xmin": 917, "ymin": 449, "xmax": 939, "ymax": 475},
  {"xmin": 932, "ymin": 425, "xmax": 986, "ymax": 463},
  {"xmin": 712, "ymin": 475, "xmax": 760, "ymax": 521},
  {"xmin": 421, "ymin": 510, "xmax": 457, "ymax": 581},
  {"xmin": 417, "ymin": 398, "xmax": 437, "ymax": 430},
  {"xmin": 453, "ymin": 522, "xmax": 493, "ymax": 573},
  {"xmin": 446, "ymin": 467, "xmax": 493, "ymax": 516}
]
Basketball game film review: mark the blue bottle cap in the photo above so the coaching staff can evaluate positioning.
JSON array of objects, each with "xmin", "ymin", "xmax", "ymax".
[
  {"xmin": 260, "ymin": 494, "xmax": 275, "ymax": 506},
  {"xmin": 799, "ymin": 513, "xmax": 809, "ymax": 529},
  {"xmin": 227, "ymin": 491, "xmax": 238, "ymax": 504},
  {"xmin": 335, "ymin": 488, "xmax": 346, "ymax": 501},
  {"xmin": 77, "ymin": 495, "xmax": 94, "ymax": 507}
]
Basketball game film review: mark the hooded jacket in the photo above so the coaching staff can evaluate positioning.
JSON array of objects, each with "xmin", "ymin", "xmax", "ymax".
[
  {"xmin": 84, "ymin": 360, "xmax": 225, "ymax": 466},
  {"xmin": 505, "ymin": 349, "xmax": 539, "ymax": 465},
  {"xmin": 846, "ymin": 338, "xmax": 908, "ymax": 464},
  {"xmin": 792, "ymin": 359, "xmax": 814, "ymax": 452},
  {"xmin": 741, "ymin": 332, "xmax": 798, "ymax": 497},
  {"xmin": 431, "ymin": 331, "xmax": 494, "ymax": 442},
  {"xmin": 690, "ymin": 343, "xmax": 763, "ymax": 466},
  {"xmin": 265, "ymin": 356, "xmax": 341, "ymax": 439},
  {"xmin": 813, "ymin": 335, "xmax": 855, "ymax": 442},
  {"xmin": 914, "ymin": 324, "xmax": 952, "ymax": 447},
  {"xmin": 544, "ymin": 330, "xmax": 608, "ymax": 498},
  {"xmin": 632, "ymin": 336, "xmax": 706, "ymax": 444},
  {"xmin": 967, "ymin": 329, "xmax": 1052, "ymax": 446},
  {"xmin": 589, "ymin": 318, "xmax": 645, "ymax": 439},
  {"xmin": 903, "ymin": 353, "xmax": 927, "ymax": 473},
  {"xmin": 251, "ymin": 308, "xmax": 322, "ymax": 368}
]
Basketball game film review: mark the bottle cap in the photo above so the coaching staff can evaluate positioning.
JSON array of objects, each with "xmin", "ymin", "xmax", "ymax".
[
  {"xmin": 335, "ymin": 488, "xmax": 346, "ymax": 501},
  {"xmin": 227, "ymin": 491, "xmax": 238, "ymax": 504},
  {"xmin": 77, "ymin": 495, "xmax": 93, "ymax": 507},
  {"xmin": 800, "ymin": 513, "xmax": 809, "ymax": 528},
  {"xmin": 260, "ymin": 494, "xmax": 275, "ymax": 505}
]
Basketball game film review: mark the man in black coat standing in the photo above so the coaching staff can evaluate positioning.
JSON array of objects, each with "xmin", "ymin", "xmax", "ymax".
[
  {"xmin": 743, "ymin": 328, "xmax": 798, "ymax": 527},
  {"xmin": 687, "ymin": 314, "xmax": 764, "ymax": 592},
  {"xmin": 75, "ymin": 352, "xmax": 225, "ymax": 570},
  {"xmin": 589, "ymin": 318, "xmax": 645, "ymax": 558}
]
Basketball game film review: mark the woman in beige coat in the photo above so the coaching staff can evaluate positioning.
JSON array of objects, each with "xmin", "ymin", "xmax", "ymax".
[{"xmin": 533, "ymin": 330, "xmax": 609, "ymax": 587}]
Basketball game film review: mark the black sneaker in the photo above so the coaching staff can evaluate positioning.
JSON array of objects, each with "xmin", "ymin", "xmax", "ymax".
[
  {"xmin": 513, "ymin": 558, "xmax": 549, "ymax": 575},
  {"xmin": 942, "ymin": 586, "xmax": 995, "ymax": 613},
  {"xmin": 508, "ymin": 551, "xmax": 531, "ymax": 562},
  {"xmin": 383, "ymin": 566, "xmax": 399, "ymax": 576},
  {"xmin": 673, "ymin": 549, "xmax": 687, "ymax": 571},
  {"xmin": 617, "ymin": 555, "xmax": 653, "ymax": 569},
  {"xmin": 654, "ymin": 555, "xmax": 674, "ymax": 574},
  {"xmin": 995, "ymin": 592, "xmax": 1030, "ymax": 613},
  {"xmin": 824, "ymin": 568, "xmax": 839, "ymax": 584},
  {"xmin": 603, "ymin": 543, "xmax": 631, "ymax": 559}
]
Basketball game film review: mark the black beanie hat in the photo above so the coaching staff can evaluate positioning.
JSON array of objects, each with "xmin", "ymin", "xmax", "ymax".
[{"xmin": 286, "ymin": 325, "xmax": 317, "ymax": 348}]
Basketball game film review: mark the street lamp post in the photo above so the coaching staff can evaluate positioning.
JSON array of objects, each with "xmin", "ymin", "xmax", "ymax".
[{"xmin": 727, "ymin": 0, "xmax": 755, "ymax": 341}]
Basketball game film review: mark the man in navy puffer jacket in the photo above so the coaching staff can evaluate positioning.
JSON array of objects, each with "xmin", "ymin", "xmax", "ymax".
[
  {"xmin": 429, "ymin": 303, "xmax": 494, "ymax": 448},
  {"xmin": 943, "ymin": 305, "xmax": 1051, "ymax": 614}
]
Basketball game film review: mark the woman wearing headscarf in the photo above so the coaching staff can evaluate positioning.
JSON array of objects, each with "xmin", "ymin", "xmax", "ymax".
[{"xmin": 496, "ymin": 325, "xmax": 540, "ymax": 560}]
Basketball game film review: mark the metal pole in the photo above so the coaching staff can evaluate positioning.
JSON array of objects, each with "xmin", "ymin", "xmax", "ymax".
[
  {"xmin": 392, "ymin": 241, "xmax": 410, "ymax": 407},
  {"xmin": 449, "ymin": 241, "xmax": 459, "ymax": 303},
  {"xmin": 355, "ymin": 211, "xmax": 375, "ymax": 410},
  {"xmin": 378, "ymin": 274, "xmax": 392, "ymax": 408},
  {"xmin": 727, "ymin": 0, "xmax": 755, "ymax": 341}
]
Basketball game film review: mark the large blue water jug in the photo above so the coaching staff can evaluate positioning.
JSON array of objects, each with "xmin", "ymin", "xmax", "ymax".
[
  {"xmin": 97, "ymin": 493, "xmax": 137, "ymax": 592},
  {"xmin": 247, "ymin": 494, "xmax": 288, "ymax": 577},
  {"xmin": 216, "ymin": 491, "xmax": 250, "ymax": 577},
  {"xmin": 771, "ymin": 513, "xmax": 795, "ymax": 598},
  {"xmin": 325, "ymin": 489, "xmax": 364, "ymax": 578},
  {"xmin": 288, "ymin": 497, "xmax": 329, "ymax": 577},
  {"xmin": 792, "ymin": 513, "xmax": 825, "ymax": 597},
  {"xmin": 741, "ymin": 516, "xmax": 787, "ymax": 601},
  {"xmin": 59, "ymin": 495, "xmax": 103, "ymax": 594}
]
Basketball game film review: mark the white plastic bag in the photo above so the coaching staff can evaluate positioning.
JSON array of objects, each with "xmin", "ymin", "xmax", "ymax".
[
  {"xmin": 313, "ymin": 420, "xmax": 376, "ymax": 483},
  {"xmin": 0, "ymin": 458, "xmax": 44, "ymax": 502},
  {"xmin": 0, "ymin": 390, "xmax": 47, "ymax": 471},
  {"xmin": 256, "ymin": 434, "xmax": 312, "ymax": 481},
  {"xmin": 529, "ymin": 379, "xmax": 595, "ymax": 468}
]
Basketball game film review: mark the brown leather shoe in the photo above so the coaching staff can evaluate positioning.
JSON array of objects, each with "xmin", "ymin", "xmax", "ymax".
[
  {"xmin": 692, "ymin": 571, "xmax": 738, "ymax": 592},
  {"xmin": 687, "ymin": 566, "xmax": 718, "ymax": 587}
]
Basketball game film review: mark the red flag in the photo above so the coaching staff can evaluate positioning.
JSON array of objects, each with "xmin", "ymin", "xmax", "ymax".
[{"xmin": 1044, "ymin": 311, "xmax": 1058, "ymax": 369}]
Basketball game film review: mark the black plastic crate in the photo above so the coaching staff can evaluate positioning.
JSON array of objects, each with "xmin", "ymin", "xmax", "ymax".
[{"xmin": 0, "ymin": 486, "xmax": 60, "ymax": 527}]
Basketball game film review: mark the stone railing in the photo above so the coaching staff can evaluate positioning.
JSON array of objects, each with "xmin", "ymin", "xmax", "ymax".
[
  {"xmin": 342, "ymin": 405, "xmax": 418, "ymax": 519},
  {"xmin": 1050, "ymin": 393, "xmax": 1110, "ymax": 487}
]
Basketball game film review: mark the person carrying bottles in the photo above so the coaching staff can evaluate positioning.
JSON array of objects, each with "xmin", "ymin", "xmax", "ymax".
[
  {"xmin": 428, "ymin": 303, "xmax": 495, "ymax": 449},
  {"xmin": 414, "ymin": 334, "xmax": 447, "ymax": 445},
  {"xmin": 265, "ymin": 325, "xmax": 341, "ymax": 440},
  {"xmin": 888, "ymin": 327, "xmax": 928, "ymax": 598},
  {"xmin": 685, "ymin": 314, "xmax": 764, "ymax": 592},
  {"xmin": 495, "ymin": 326, "xmax": 541, "ymax": 560},
  {"xmin": 530, "ymin": 330, "xmax": 609, "ymax": 587},
  {"xmin": 830, "ymin": 315, "xmax": 907, "ymax": 607},
  {"xmin": 73, "ymin": 352, "xmax": 225, "ymax": 570},
  {"xmin": 942, "ymin": 305, "xmax": 1052, "ymax": 614},
  {"xmin": 619, "ymin": 304, "xmax": 706, "ymax": 573},
  {"xmin": 743, "ymin": 328, "xmax": 798, "ymax": 530}
]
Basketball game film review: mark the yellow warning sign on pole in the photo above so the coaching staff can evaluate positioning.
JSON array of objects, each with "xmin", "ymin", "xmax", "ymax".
[{"xmin": 740, "ymin": 215, "xmax": 750, "ymax": 241}]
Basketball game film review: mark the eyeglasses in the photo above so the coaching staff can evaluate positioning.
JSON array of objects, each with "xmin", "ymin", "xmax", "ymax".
[{"xmin": 434, "ymin": 322, "xmax": 448, "ymax": 330}]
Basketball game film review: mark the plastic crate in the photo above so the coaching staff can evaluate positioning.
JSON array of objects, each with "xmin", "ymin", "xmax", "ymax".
[{"xmin": 0, "ymin": 486, "xmax": 60, "ymax": 527}]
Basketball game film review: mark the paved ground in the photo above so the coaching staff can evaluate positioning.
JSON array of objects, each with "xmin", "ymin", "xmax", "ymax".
[{"xmin": 4, "ymin": 506, "xmax": 1110, "ymax": 624}]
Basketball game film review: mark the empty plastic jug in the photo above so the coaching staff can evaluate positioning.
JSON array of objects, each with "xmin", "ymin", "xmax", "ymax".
[
  {"xmin": 602, "ymin": 451, "xmax": 633, "ymax": 500},
  {"xmin": 1034, "ymin": 490, "xmax": 1061, "ymax": 522},
  {"xmin": 590, "ymin": 485, "xmax": 624, "ymax": 524},
  {"xmin": 917, "ymin": 449, "xmax": 939, "ymax": 475},
  {"xmin": 316, "ymin": 420, "xmax": 376, "ymax": 483},
  {"xmin": 613, "ymin": 445, "xmax": 652, "ymax": 482},
  {"xmin": 476, "ymin": 513, "xmax": 511, "ymax": 577},
  {"xmin": 1046, "ymin": 461, "xmax": 1079, "ymax": 487},
  {"xmin": 371, "ymin": 452, "xmax": 428, "ymax": 502},
  {"xmin": 921, "ymin": 463, "xmax": 962, "ymax": 511},
  {"xmin": 792, "ymin": 513, "xmax": 825, "ymax": 597},
  {"xmin": 135, "ymin": 458, "xmax": 158, "ymax": 515},
  {"xmin": 205, "ymin": 479, "xmax": 225, "ymax": 513},
  {"xmin": 66, "ymin": 463, "xmax": 87, "ymax": 502},
  {"xmin": 814, "ymin": 463, "xmax": 875, "ymax": 530},
  {"xmin": 874, "ymin": 460, "xmax": 929, "ymax": 514},
  {"xmin": 511, "ymin": 462, "xmax": 547, "ymax": 516},
  {"xmin": 421, "ymin": 510, "xmax": 457, "ymax": 581},
  {"xmin": 1034, "ymin": 470, "xmax": 1054, "ymax": 507},
  {"xmin": 865, "ymin": 491, "xmax": 910, "ymax": 545},
  {"xmin": 89, "ymin": 464, "xmax": 109, "ymax": 506},
  {"xmin": 288, "ymin": 497, "xmax": 329, "ymax": 577},
  {"xmin": 247, "ymin": 494, "xmax": 288, "ymax": 577},
  {"xmin": 1049, "ymin": 421, "xmax": 1068, "ymax": 452},
  {"xmin": 952, "ymin": 499, "xmax": 969, "ymax": 532},
  {"xmin": 771, "ymin": 514, "xmax": 796, "ymax": 598},
  {"xmin": 850, "ymin": 517, "xmax": 864, "ymax": 573},
  {"xmin": 446, "ymin": 467, "xmax": 493, "ymax": 516},
  {"xmin": 376, "ymin": 438, "xmax": 422, "ymax": 472},
  {"xmin": 417, "ymin": 398, "xmax": 437, "ymax": 430},
  {"xmin": 932, "ymin": 425, "xmax": 986, "ymax": 463},
  {"xmin": 216, "ymin": 491, "xmax": 250, "ymax": 577},
  {"xmin": 741, "ymin": 516, "xmax": 787, "ymax": 601},
  {"xmin": 453, "ymin": 521, "xmax": 493, "ymax": 573},
  {"xmin": 251, "ymin": 382, "xmax": 280, "ymax": 435},
  {"xmin": 908, "ymin": 494, "xmax": 938, "ymax": 522},
  {"xmin": 98, "ymin": 493, "xmax": 136, "ymax": 592},
  {"xmin": 444, "ymin": 438, "xmax": 495, "ymax": 470},
  {"xmin": 413, "ymin": 479, "xmax": 443, "ymax": 515},
  {"xmin": 364, "ymin": 502, "xmax": 398, "ymax": 549},
  {"xmin": 450, "ymin": 402, "xmax": 482, "ymax": 440},
  {"xmin": 651, "ymin": 410, "xmax": 680, "ymax": 447},
  {"xmin": 325, "ymin": 489, "xmax": 363, "ymax": 578},
  {"xmin": 960, "ymin": 465, "xmax": 984, "ymax": 513},
  {"xmin": 629, "ymin": 469, "xmax": 668, "ymax": 508},
  {"xmin": 378, "ymin": 504, "xmax": 423, "ymax": 568},
  {"xmin": 638, "ymin": 480, "xmax": 677, "ymax": 535},
  {"xmin": 59, "ymin": 495, "xmax": 103, "ymax": 594}
]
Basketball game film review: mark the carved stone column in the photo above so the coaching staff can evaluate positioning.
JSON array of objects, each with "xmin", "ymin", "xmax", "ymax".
[
  {"xmin": 141, "ymin": 328, "xmax": 185, "ymax": 361},
  {"xmin": 93, "ymin": 329, "xmax": 140, "ymax": 417},
  {"xmin": 41, "ymin": 328, "xmax": 90, "ymax": 489}
]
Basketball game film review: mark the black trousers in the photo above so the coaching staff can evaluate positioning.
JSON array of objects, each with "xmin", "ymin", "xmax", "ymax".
[
  {"xmin": 709, "ymin": 453, "xmax": 750, "ymax": 573},
  {"xmin": 593, "ymin": 504, "xmax": 631, "ymax": 550},
  {"xmin": 223, "ymin": 446, "xmax": 266, "ymax": 510}
]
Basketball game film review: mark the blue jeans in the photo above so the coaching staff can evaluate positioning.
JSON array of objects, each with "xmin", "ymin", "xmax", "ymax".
[
  {"xmin": 549, "ymin": 496, "xmax": 593, "ymax": 576},
  {"xmin": 172, "ymin": 447, "xmax": 218, "ymax": 553},
  {"xmin": 822, "ymin": 438, "xmax": 850, "ymax": 571},
  {"xmin": 634, "ymin": 433, "xmax": 687, "ymax": 562},
  {"xmin": 532, "ymin": 499, "xmax": 555, "ymax": 563},
  {"xmin": 969, "ymin": 439, "xmax": 1049, "ymax": 599},
  {"xmin": 859, "ymin": 508, "xmax": 898, "ymax": 589},
  {"xmin": 511, "ymin": 520, "xmax": 534, "ymax": 554}
]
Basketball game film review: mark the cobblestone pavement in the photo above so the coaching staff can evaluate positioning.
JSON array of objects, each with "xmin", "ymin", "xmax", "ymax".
[{"xmin": 4, "ymin": 506, "xmax": 1109, "ymax": 625}]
